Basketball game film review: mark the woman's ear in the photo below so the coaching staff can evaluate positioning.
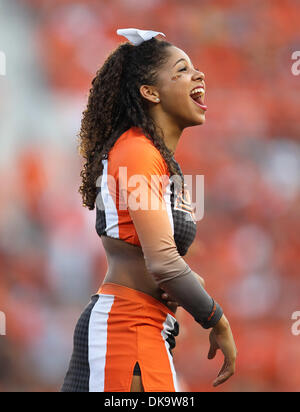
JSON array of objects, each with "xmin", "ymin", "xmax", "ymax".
[{"xmin": 139, "ymin": 85, "xmax": 160, "ymax": 103}]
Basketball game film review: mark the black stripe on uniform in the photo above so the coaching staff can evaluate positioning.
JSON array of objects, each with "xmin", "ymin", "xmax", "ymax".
[
  {"xmin": 61, "ymin": 295, "xmax": 99, "ymax": 392},
  {"xmin": 95, "ymin": 186, "xmax": 107, "ymax": 237}
]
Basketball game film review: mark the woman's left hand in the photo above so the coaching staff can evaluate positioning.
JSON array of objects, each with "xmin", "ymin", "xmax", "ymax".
[{"xmin": 161, "ymin": 291, "xmax": 178, "ymax": 313}]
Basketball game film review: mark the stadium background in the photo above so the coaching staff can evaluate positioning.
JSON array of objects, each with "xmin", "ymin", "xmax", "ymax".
[{"xmin": 0, "ymin": 0, "xmax": 299, "ymax": 392}]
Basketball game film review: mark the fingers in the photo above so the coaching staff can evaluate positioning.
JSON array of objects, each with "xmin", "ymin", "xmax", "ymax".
[
  {"xmin": 207, "ymin": 344, "xmax": 217, "ymax": 360},
  {"xmin": 167, "ymin": 301, "xmax": 178, "ymax": 307},
  {"xmin": 212, "ymin": 359, "xmax": 235, "ymax": 387},
  {"xmin": 213, "ymin": 368, "xmax": 234, "ymax": 387},
  {"xmin": 161, "ymin": 293, "xmax": 173, "ymax": 305},
  {"xmin": 162, "ymin": 293, "xmax": 179, "ymax": 307},
  {"xmin": 207, "ymin": 332, "xmax": 218, "ymax": 359},
  {"xmin": 162, "ymin": 293, "xmax": 174, "ymax": 301}
]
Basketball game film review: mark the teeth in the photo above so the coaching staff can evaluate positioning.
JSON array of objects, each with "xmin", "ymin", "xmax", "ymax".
[{"xmin": 190, "ymin": 87, "xmax": 205, "ymax": 96}]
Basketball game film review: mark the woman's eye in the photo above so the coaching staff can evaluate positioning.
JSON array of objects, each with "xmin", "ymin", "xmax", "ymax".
[{"xmin": 179, "ymin": 67, "xmax": 187, "ymax": 72}]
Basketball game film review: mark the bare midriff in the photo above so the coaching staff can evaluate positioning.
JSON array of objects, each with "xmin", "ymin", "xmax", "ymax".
[{"xmin": 100, "ymin": 235, "xmax": 168, "ymax": 307}]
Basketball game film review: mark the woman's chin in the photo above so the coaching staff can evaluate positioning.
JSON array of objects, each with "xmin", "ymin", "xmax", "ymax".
[
  {"xmin": 188, "ymin": 100, "xmax": 206, "ymax": 125},
  {"xmin": 197, "ymin": 113, "xmax": 206, "ymax": 124},
  {"xmin": 189, "ymin": 113, "xmax": 206, "ymax": 126}
]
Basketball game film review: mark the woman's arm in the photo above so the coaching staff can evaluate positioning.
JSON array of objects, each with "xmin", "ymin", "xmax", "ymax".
[
  {"xmin": 117, "ymin": 139, "xmax": 222, "ymax": 328},
  {"xmin": 117, "ymin": 139, "xmax": 237, "ymax": 385},
  {"xmin": 161, "ymin": 271, "xmax": 205, "ymax": 312}
]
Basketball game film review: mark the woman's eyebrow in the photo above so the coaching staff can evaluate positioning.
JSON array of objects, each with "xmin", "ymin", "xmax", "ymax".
[
  {"xmin": 172, "ymin": 58, "xmax": 187, "ymax": 67},
  {"xmin": 173, "ymin": 57, "xmax": 193, "ymax": 67}
]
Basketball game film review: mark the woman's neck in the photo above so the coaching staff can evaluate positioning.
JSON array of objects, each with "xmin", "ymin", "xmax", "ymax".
[{"xmin": 150, "ymin": 109, "xmax": 183, "ymax": 154}]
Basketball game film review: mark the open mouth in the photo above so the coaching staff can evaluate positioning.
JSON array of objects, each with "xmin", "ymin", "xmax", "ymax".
[{"xmin": 190, "ymin": 87, "xmax": 207, "ymax": 111}]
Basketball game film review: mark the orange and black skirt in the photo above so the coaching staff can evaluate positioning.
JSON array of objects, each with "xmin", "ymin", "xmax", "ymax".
[{"xmin": 61, "ymin": 283, "xmax": 179, "ymax": 392}]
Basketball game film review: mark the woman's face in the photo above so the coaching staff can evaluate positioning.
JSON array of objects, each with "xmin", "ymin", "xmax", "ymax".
[{"xmin": 155, "ymin": 46, "xmax": 206, "ymax": 128}]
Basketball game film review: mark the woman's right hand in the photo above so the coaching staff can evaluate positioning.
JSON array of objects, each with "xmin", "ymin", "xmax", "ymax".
[{"xmin": 208, "ymin": 314, "xmax": 237, "ymax": 387}]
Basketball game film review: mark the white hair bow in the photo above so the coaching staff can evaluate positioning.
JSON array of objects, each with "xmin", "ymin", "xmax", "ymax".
[{"xmin": 116, "ymin": 28, "xmax": 166, "ymax": 46}]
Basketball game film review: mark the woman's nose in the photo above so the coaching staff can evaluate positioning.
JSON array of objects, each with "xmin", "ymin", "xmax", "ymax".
[{"xmin": 193, "ymin": 69, "xmax": 205, "ymax": 81}]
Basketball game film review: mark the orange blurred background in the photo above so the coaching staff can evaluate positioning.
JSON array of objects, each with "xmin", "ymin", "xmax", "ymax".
[{"xmin": 0, "ymin": 0, "xmax": 299, "ymax": 392}]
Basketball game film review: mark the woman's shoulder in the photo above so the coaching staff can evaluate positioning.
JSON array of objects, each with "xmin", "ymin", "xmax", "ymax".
[
  {"xmin": 109, "ymin": 127, "xmax": 168, "ymax": 175},
  {"xmin": 113, "ymin": 126, "xmax": 156, "ymax": 152}
]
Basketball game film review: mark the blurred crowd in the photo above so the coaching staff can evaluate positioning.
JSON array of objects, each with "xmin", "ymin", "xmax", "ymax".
[{"xmin": 0, "ymin": 0, "xmax": 299, "ymax": 392}]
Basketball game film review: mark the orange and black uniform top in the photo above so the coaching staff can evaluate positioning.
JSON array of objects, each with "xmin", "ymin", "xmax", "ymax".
[{"xmin": 95, "ymin": 126, "xmax": 197, "ymax": 257}]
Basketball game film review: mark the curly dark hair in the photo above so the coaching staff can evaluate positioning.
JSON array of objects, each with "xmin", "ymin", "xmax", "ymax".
[{"xmin": 78, "ymin": 37, "xmax": 183, "ymax": 210}]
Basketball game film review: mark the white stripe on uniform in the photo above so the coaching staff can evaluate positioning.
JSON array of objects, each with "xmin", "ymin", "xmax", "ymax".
[
  {"xmin": 88, "ymin": 294, "xmax": 115, "ymax": 392},
  {"xmin": 101, "ymin": 159, "xmax": 119, "ymax": 238},
  {"xmin": 161, "ymin": 313, "xmax": 179, "ymax": 392},
  {"xmin": 163, "ymin": 181, "xmax": 174, "ymax": 235}
]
